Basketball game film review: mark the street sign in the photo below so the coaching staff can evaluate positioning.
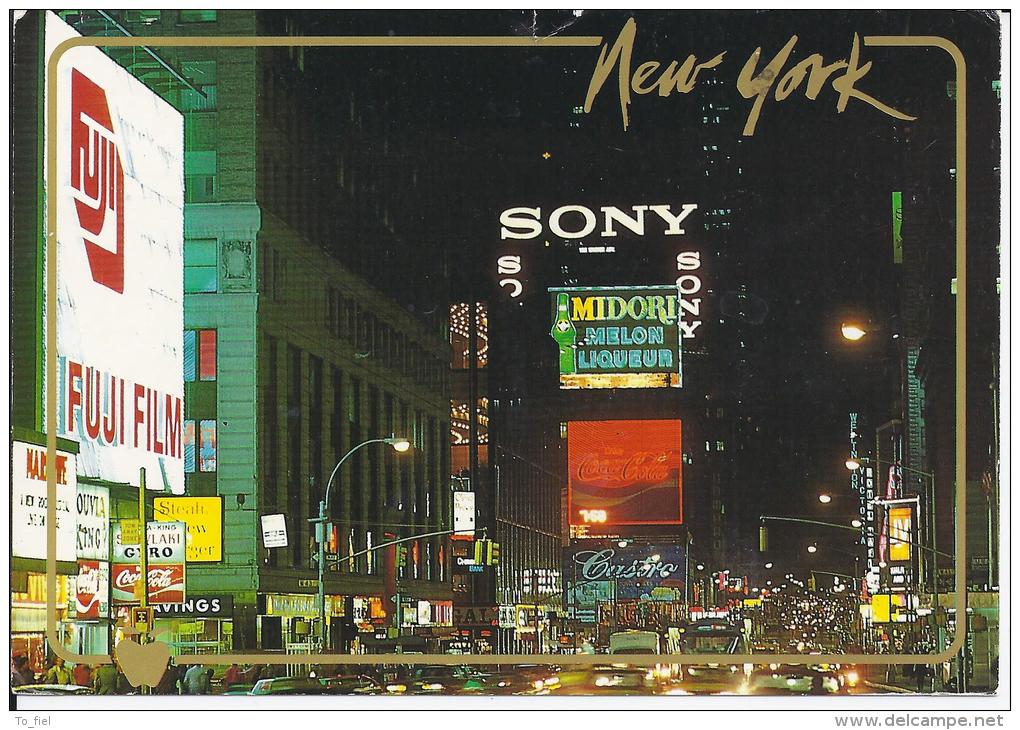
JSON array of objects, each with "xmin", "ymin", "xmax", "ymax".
[{"xmin": 131, "ymin": 606, "xmax": 153, "ymax": 632}]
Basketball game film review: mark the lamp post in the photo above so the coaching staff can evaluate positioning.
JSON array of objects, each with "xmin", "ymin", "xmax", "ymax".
[
  {"xmin": 846, "ymin": 456, "xmax": 937, "ymax": 594},
  {"xmin": 312, "ymin": 436, "xmax": 410, "ymax": 650}
]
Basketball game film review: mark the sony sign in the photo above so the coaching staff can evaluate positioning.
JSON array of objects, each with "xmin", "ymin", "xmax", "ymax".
[
  {"xmin": 44, "ymin": 13, "xmax": 185, "ymax": 493},
  {"xmin": 500, "ymin": 203, "xmax": 697, "ymax": 240}
]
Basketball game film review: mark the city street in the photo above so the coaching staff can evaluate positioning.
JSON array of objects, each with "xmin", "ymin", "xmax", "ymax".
[{"xmin": 8, "ymin": 9, "xmax": 1002, "ymax": 704}]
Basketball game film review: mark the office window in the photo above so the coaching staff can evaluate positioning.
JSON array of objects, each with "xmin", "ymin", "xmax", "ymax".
[
  {"xmin": 184, "ymin": 238, "xmax": 217, "ymax": 293},
  {"xmin": 185, "ymin": 151, "xmax": 217, "ymax": 203},
  {"xmin": 199, "ymin": 420, "xmax": 217, "ymax": 472},
  {"xmin": 179, "ymin": 9, "xmax": 216, "ymax": 22},
  {"xmin": 184, "ymin": 329, "xmax": 217, "ymax": 381},
  {"xmin": 183, "ymin": 421, "xmax": 196, "ymax": 473}
]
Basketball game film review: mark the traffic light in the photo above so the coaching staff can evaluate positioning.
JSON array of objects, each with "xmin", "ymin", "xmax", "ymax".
[
  {"xmin": 472, "ymin": 539, "xmax": 500, "ymax": 565},
  {"xmin": 397, "ymin": 545, "xmax": 408, "ymax": 569}
]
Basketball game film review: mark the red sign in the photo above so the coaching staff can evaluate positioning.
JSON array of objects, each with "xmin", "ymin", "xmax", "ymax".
[
  {"xmin": 71, "ymin": 68, "xmax": 125, "ymax": 293},
  {"xmin": 110, "ymin": 563, "xmax": 185, "ymax": 604},
  {"xmin": 75, "ymin": 560, "xmax": 108, "ymax": 619},
  {"xmin": 568, "ymin": 420, "xmax": 682, "ymax": 526}
]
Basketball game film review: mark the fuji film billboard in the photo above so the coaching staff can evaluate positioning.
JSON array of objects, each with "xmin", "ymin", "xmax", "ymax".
[
  {"xmin": 568, "ymin": 420, "xmax": 683, "ymax": 526},
  {"xmin": 44, "ymin": 12, "xmax": 185, "ymax": 493}
]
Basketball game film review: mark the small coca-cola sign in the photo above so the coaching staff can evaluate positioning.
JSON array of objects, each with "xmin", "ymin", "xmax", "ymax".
[{"xmin": 75, "ymin": 560, "xmax": 109, "ymax": 618}]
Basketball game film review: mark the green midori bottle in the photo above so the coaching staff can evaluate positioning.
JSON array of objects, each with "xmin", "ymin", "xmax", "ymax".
[{"xmin": 551, "ymin": 292, "xmax": 577, "ymax": 375}]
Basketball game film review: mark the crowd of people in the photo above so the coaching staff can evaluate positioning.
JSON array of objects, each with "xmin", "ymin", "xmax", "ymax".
[{"xmin": 11, "ymin": 655, "xmax": 285, "ymax": 695}]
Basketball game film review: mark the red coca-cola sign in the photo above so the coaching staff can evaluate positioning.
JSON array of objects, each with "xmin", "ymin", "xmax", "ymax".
[
  {"xmin": 76, "ymin": 560, "xmax": 109, "ymax": 619},
  {"xmin": 568, "ymin": 420, "xmax": 682, "ymax": 527},
  {"xmin": 110, "ymin": 563, "xmax": 186, "ymax": 604}
]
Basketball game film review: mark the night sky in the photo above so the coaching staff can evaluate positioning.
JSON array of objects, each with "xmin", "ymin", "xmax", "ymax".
[{"xmin": 289, "ymin": 10, "xmax": 1000, "ymax": 574}]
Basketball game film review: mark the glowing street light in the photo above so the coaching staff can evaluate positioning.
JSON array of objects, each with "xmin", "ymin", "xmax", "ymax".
[
  {"xmin": 807, "ymin": 545, "xmax": 818, "ymax": 554},
  {"xmin": 845, "ymin": 458, "xmax": 862, "ymax": 471},
  {"xmin": 818, "ymin": 494, "xmax": 832, "ymax": 504},
  {"xmin": 764, "ymin": 562, "xmax": 774, "ymax": 569},
  {"xmin": 841, "ymin": 323, "xmax": 867, "ymax": 341},
  {"xmin": 851, "ymin": 519, "xmax": 863, "ymax": 528}
]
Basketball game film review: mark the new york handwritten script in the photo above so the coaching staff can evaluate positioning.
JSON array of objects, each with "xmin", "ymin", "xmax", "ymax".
[{"xmin": 584, "ymin": 18, "xmax": 916, "ymax": 135}]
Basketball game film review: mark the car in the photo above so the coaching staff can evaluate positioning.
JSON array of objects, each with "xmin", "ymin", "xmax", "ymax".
[
  {"xmin": 527, "ymin": 666, "xmax": 658, "ymax": 696},
  {"xmin": 397, "ymin": 665, "xmax": 488, "ymax": 695},
  {"xmin": 320, "ymin": 674, "xmax": 384, "ymax": 695},
  {"xmin": 249, "ymin": 677, "xmax": 331, "ymax": 695},
  {"xmin": 744, "ymin": 666, "xmax": 845, "ymax": 696},
  {"xmin": 221, "ymin": 683, "xmax": 255, "ymax": 695},
  {"xmin": 11, "ymin": 684, "xmax": 94, "ymax": 695}
]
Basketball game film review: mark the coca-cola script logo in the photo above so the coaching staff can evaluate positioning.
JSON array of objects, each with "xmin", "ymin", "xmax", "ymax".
[
  {"xmin": 70, "ymin": 68, "xmax": 125, "ymax": 293},
  {"xmin": 576, "ymin": 450, "xmax": 678, "ymax": 487},
  {"xmin": 75, "ymin": 560, "xmax": 106, "ymax": 618},
  {"xmin": 111, "ymin": 564, "xmax": 185, "ymax": 604}
]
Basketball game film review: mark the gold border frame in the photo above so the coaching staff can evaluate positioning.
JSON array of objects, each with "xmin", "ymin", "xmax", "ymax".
[{"xmin": 43, "ymin": 29, "xmax": 968, "ymax": 669}]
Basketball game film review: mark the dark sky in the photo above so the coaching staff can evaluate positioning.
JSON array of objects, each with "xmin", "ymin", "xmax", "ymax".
[{"xmin": 289, "ymin": 10, "xmax": 1001, "ymax": 571}]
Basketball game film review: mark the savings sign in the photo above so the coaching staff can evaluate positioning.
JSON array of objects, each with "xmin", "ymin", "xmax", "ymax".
[
  {"xmin": 568, "ymin": 420, "xmax": 683, "ymax": 527},
  {"xmin": 44, "ymin": 13, "xmax": 185, "ymax": 494}
]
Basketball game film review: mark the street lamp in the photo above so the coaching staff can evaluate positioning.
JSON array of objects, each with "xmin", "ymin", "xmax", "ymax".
[
  {"xmin": 807, "ymin": 545, "xmax": 818, "ymax": 554},
  {"xmin": 818, "ymin": 494, "xmax": 832, "ymax": 504},
  {"xmin": 314, "ymin": 436, "xmax": 411, "ymax": 649},
  {"xmin": 840, "ymin": 323, "xmax": 868, "ymax": 341},
  {"xmin": 764, "ymin": 562, "xmax": 773, "ymax": 569}
]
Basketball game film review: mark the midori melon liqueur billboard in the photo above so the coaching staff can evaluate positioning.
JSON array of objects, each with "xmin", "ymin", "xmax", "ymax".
[
  {"xmin": 550, "ymin": 285, "xmax": 683, "ymax": 389},
  {"xmin": 43, "ymin": 13, "xmax": 185, "ymax": 493}
]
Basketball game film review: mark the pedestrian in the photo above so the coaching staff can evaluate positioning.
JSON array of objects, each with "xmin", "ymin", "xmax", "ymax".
[
  {"xmin": 93, "ymin": 662, "xmax": 120, "ymax": 695},
  {"xmin": 182, "ymin": 663, "xmax": 210, "ymax": 694},
  {"xmin": 72, "ymin": 662, "xmax": 92, "ymax": 687},
  {"xmin": 11, "ymin": 655, "xmax": 33, "ymax": 687},
  {"xmin": 43, "ymin": 657, "xmax": 72, "ymax": 685},
  {"xmin": 222, "ymin": 662, "xmax": 241, "ymax": 690},
  {"xmin": 154, "ymin": 660, "xmax": 179, "ymax": 695}
]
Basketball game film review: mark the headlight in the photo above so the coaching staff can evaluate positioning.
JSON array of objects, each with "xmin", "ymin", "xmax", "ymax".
[
  {"xmin": 846, "ymin": 670, "xmax": 859, "ymax": 686},
  {"xmin": 422, "ymin": 682, "xmax": 444, "ymax": 691},
  {"xmin": 532, "ymin": 679, "xmax": 545, "ymax": 690},
  {"xmin": 386, "ymin": 684, "xmax": 407, "ymax": 693}
]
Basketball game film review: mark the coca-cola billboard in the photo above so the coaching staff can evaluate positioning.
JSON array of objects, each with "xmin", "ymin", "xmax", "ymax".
[
  {"xmin": 568, "ymin": 420, "xmax": 682, "ymax": 526},
  {"xmin": 110, "ymin": 563, "xmax": 185, "ymax": 604},
  {"xmin": 75, "ymin": 560, "xmax": 109, "ymax": 619}
]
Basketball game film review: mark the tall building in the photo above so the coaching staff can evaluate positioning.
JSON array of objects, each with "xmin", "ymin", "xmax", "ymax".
[{"xmin": 51, "ymin": 9, "xmax": 454, "ymax": 652}]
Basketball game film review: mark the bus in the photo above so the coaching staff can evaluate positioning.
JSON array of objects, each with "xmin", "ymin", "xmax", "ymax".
[{"xmin": 609, "ymin": 630, "xmax": 661, "ymax": 655}]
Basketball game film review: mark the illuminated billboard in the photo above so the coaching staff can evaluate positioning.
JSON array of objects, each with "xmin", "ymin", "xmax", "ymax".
[
  {"xmin": 550, "ymin": 286, "xmax": 683, "ymax": 389},
  {"xmin": 565, "ymin": 542, "xmax": 686, "ymax": 603},
  {"xmin": 568, "ymin": 420, "xmax": 682, "ymax": 526},
  {"xmin": 44, "ymin": 13, "xmax": 185, "ymax": 493},
  {"xmin": 886, "ymin": 502, "xmax": 916, "ymax": 564}
]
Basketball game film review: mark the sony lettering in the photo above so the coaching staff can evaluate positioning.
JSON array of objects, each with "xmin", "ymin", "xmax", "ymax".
[{"xmin": 500, "ymin": 203, "xmax": 698, "ymax": 240}]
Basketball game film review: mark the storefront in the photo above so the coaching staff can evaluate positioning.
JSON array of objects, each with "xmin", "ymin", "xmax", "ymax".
[
  {"xmin": 258, "ymin": 593, "xmax": 345, "ymax": 651},
  {"xmin": 145, "ymin": 595, "xmax": 236, "ymax": 655},
  {"xmin": 12, "ymin": 573, "xmax": 74, "ymax": 676}
]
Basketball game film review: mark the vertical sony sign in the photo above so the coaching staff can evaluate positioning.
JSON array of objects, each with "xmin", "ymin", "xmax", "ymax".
[{"xmin": 43, "ymin": 13, "xmax": 185, "ymax": 493}]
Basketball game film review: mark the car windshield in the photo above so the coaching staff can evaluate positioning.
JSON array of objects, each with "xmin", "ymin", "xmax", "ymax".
[{"xmin": 684, "ymin": 635, "xmax": 739, "ymax": 653}]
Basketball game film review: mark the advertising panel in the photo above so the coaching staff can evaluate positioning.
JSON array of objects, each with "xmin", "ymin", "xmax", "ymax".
[
  {"xmin": 110, "ymin": 563, "xmax": 186, "ymax": 604},
  {"xmin": 74, "ymin": 560, "xmax": 109, "ymax": 619},
  {"xmin": 261, "ymin": 513, "xmax": 289, "ymax": 549},
  {"xmin": 550, "ymin": 285, "xmax": 683, "ymax": 389},
  {"xmin": 75, "ymin": 483, "xmax": 109, "ymax": 561},
  {"xmin": 452, "ymin": 491, "xmax": 476, "ymax": 538},
  {"xmin": 149, "ymin": 595, "xmax": 234, "ymax": 619},
  {"xmin": 11, "ymin": 440, "xmax": 77, "ymax": 562},
  {"xmin": 43, "ymin": 13, "xmax": 185, "ymax": 494},
  {"xmin": 153, "ymin": 496, "xmax": 223, "ymax": 562},
  {"xmin": 888, "ymin": 505, "xmax": 914, "ymax": 564},
  {"xmin": 565, "ymin": 542, "xmax": 686, "ymax": 601},
  {"xmin": 568, "ymin": 420, "xmax": 682, "ymax": 526},
  {"xmin": 111, "ymin": 520, "xmax": 186, "ymax": 565}
]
